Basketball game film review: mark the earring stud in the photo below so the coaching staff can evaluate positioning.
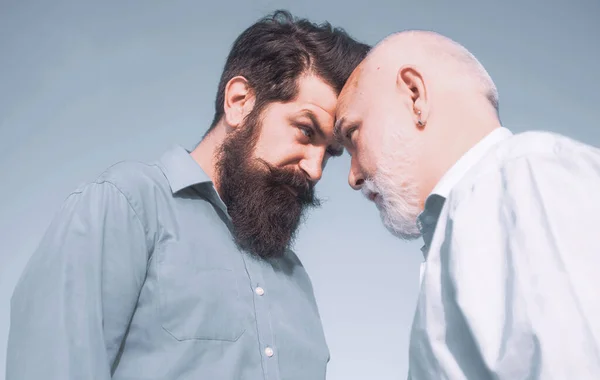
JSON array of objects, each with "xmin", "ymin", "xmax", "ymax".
[{"xmin": 416, "ymin": 110, "xmax": 425, "ymax": 127}]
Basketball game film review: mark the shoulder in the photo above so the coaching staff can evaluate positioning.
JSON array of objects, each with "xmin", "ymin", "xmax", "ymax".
[
  {"xmin": 69, "ymin": 158, "xmax": 170, "ymax": 236},
  {"xmin": 491, "ymin": 130, "xmax": 600, "ymax": 184},
  {"xmin": 66, "ymin": 160, "xmax": 162, "ymax": 200},
  {"xmin": 448, "ymin": 130, "xmax": 600, "ymax": 209},
  {"xmin": 459, "ymin": 131, "xmax": 598, "ymax": 190},
  {"xmin": 495, "ymin": 130, "xmax": 598, "ymax": 162},
  {"xmin": 92, "ymin": 159, "xmax": 167, "ymax": 194}
]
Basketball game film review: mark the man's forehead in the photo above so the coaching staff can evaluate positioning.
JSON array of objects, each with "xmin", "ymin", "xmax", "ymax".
[
  {"xmin": 296, "ymin": 74, "xmax": 338, "ymax": 116},
  {"xmin": 336, "ymin": 84, "xmax": 361, "ymax": 118},
  {"xmin": 347, "ymin": 62, "xmax": 364, "ymax": 87},
  {"xmin": 338, "ymin": 64, "xmax": 366, "ymax": 109}
]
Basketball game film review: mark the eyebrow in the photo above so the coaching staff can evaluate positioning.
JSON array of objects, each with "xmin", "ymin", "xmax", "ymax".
[
  {"xmin": 299, "ymin": 110, "xmax": 325, "ymax": 139},
  {"xmin": 298, "ymin": 110, "xmax": 344, "ymax": 157}
]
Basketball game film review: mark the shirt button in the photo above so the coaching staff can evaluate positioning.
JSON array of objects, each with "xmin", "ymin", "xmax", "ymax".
[
  {"xmin": 264, "ymin": 347, "xmax": 274, "ymax": 357},
  {"xmin": 255, "ymin": 287, "xmax": 265, "ymax": 296}
]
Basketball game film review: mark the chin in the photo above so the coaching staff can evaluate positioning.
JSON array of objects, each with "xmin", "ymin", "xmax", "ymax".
[{"xmin": 379, "ymin": 208, "xmax": 421, "ymax": 241}]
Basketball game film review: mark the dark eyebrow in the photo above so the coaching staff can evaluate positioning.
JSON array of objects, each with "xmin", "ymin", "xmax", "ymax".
[
  {"xmin": 298, "ymin": 110, "xmax": 344, "ymax": 157},
  {"xmin": 299, "ymin": 110, "xmax": 325, "ymax": 139}
]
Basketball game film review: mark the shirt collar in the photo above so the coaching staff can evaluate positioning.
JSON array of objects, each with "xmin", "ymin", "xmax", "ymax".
[
  {"xmin": 157, "ymin": 144, "xmax": 213, "ymax": 194},
  {"xmin": 417, "ymin": 127, "xmax": 512, "ymax": 260},
  {"xmin": 430, "ymin": 127, "xmax": 513, "ymax": 199}
]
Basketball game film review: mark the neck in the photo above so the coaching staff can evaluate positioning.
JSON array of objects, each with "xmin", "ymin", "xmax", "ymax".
[
  {"xmin": 190, "ymin": 122, "xmax": 228, "ymax": 192},
  {"xmin": 419, "ymin": 103, "xmax": 501, "ymax": 205}
]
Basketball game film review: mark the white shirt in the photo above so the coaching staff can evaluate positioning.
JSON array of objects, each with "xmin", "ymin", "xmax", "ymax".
[
  {"xmin": 409, "ymin": 128, "xmax": 600, "ymax": 379},
  {"xmin": 430, "ymin": 127, "xmax": 514, "ymax": 199},
  {"xmin": 418, "ymin": 127, "xmax": 513, "ymax": 284}
]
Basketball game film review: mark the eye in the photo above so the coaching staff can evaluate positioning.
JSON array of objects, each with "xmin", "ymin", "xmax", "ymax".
[
  {"xmin": 345, "ymin": 126, "xmax": 357, "ymax": 142},
  {"xmin": 297, "ymin": 125, "xmax": 314, "ymax": 139}
]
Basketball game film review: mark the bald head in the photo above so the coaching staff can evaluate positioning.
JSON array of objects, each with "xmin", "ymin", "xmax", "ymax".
[
  {"xmin": 335, "ymin": 30, "xmax": 504, "ymax": 239},
  {"xmin": 342, "ymin": 30, "xmax": 498, "ymax": 113}
]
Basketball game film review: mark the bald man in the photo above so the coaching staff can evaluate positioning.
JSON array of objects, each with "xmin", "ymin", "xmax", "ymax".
[{"xmin": 335, "ymin": 31, "xmax": 600, "ymax": 379}]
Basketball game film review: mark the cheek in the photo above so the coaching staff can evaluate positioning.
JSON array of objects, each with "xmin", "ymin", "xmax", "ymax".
[
  {"xmin": 359, "ymin": 119, "xmax": 409, "ymax": 176},
  {"xmin": 378, "ymin": 131, "xmax": 418, "ymax": 185},
  {"xmin": 253, "ymin": 134, "xmax": 275, "ymax": 162},
  {"xmin": 355, "ymin": 119, "xmax": 388, "ymax": 174},
  {"xmin": 354, "ymin": 137, "xmax": 378, "ymax": 178},
  {"xmin": 252, "ymin": 123, "xmax": 303, "ymax": 167}
]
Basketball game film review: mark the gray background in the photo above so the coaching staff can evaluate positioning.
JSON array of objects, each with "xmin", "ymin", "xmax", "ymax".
[{"xmin": 1, "ymin": 0, "xmax": 599, "ymax": 379}]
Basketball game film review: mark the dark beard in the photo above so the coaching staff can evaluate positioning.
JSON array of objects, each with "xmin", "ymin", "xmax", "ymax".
[{"xmin": 214, "ymin": 108, "xmax": 321, "ymax": 259}]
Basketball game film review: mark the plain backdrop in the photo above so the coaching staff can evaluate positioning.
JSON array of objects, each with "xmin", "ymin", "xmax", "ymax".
[{"xmin": 1, "ymin": 0, "xmax": 599, "ymax": 379}]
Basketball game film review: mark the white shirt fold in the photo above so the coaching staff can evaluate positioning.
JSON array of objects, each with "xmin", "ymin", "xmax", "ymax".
[{"xmin": 409, "ymin": 129, "xmax": 600, "ymax": 379}]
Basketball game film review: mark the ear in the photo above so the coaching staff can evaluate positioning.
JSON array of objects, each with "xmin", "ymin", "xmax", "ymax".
[
  {"xmin": 396, "ymin": 66, "xmax": 429, "ymax": 128},
  {"xmin": 223, "ymin": 76, "xmax": 256, "ymax": 128}
]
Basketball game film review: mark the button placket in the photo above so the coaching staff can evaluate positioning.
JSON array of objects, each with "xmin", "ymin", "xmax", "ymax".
[{"xmin": 238, "ymin": 255, "xmax": 281, "ymax": 378}]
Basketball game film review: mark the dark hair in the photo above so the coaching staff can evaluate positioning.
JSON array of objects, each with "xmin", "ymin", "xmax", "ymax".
[{"xmin": 206, "ymin": 10, "xmax": 370, "ymax": 133}]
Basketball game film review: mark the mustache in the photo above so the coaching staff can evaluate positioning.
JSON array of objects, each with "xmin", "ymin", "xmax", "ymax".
[
  {"xmin": 361, "ymin": 178, "xmax": 379, "ymax": 196},
  {"xmin": 257, "ymin": 159, "xmax": 320, "ymax": 206}
]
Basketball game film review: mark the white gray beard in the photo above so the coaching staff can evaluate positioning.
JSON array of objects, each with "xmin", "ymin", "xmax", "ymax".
[
  {"xmin": 363, "ymin": 130, "xmax": 423, "ymax": 240},
  {"xmin": 363, "ymin": 176, "xmax": 422, "ymax": 241}
]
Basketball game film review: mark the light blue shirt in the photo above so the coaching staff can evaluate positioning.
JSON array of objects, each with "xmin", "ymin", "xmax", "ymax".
[{"xmin": 7, "ymin": 145, "xmax": 330, "ymax": 380}]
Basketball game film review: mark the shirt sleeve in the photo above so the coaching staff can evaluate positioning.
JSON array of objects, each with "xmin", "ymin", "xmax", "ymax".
[
  {"xmin": 436, "ymin": 151, "xmax": 600, "ymax": 379},
  {"xmin": 6, "ymin": 180, "xmax": 149, "ymax": 380}
]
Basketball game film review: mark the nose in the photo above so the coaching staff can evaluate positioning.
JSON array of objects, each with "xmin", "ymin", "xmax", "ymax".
[
  {"xmin": 299, "ymin": 153, "xmax": 324, "ymax": 183},
  {"xmin": 348, "ymin": 157, "xmax": 364, "ymax": 190}
]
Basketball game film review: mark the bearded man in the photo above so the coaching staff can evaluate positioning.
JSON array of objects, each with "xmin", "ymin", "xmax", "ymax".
[
  {"xmin": 335, "ymin": 30, "xmax": 600, "ymax": 380},
  {"xmin": 6, "ymin": 10, "xmax": 369, "ymax": 380}
]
